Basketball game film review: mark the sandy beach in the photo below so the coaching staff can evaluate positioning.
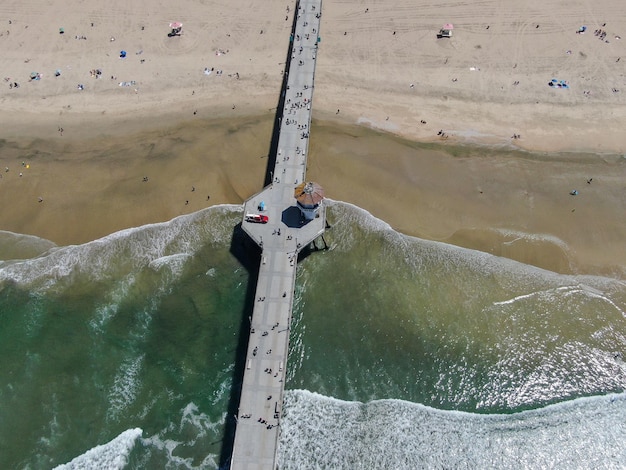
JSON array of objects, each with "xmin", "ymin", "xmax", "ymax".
[{"xmin": 1, "ymin": 0, "xmax": 625, "ymax": 276}]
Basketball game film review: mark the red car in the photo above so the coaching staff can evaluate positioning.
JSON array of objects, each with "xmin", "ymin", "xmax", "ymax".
[{"xmin": 245, "ymin": 213, "xmax": 269, "ymax": 224}]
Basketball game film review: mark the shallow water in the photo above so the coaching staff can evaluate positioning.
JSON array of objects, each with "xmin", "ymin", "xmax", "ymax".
[
  {"xmin": 0, "ymin": 202, "xmax": 624, "ymax": 468},
  {"xmin": 3, "ymin": 114, "xmax": 625, "ymax": 275}
]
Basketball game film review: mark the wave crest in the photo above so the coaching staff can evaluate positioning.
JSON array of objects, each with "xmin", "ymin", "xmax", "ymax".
[
  {"xmin": 279, "ymin": 390, "xmax": 626, "ymax": 469},
  {"xmin": 0, "ymin": 205, "xmax": 241, "ymax": 291},
  {"xmin": 53, "ymin": 428, "xmax": 142, "ymax": 470}
]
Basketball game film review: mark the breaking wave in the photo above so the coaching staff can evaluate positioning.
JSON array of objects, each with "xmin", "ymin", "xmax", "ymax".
[{"xmin": 279, "ymin": 389, "xmax": 626, "ymax": 469}]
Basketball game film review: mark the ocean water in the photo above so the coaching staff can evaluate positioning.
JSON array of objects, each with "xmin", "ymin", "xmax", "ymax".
[{"xmin": 0, "ymin": 202, "xmax": 625, "ymax": 469}]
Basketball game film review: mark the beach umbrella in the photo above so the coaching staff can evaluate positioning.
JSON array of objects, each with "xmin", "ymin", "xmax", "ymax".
[
  {"xmin": 169, "ymin": 22, "xmax": 183, "ymax": 29},
  {"xmin": 30, "ymin": 72, "xmax": 38, "ymax": 79},
  {"xmin": 120, "ymin": 50, "xmax": 127, "ymax": 58},
  {"xmin": 443, "ymin": 23, "xmax": 454, "ymax": 30}
]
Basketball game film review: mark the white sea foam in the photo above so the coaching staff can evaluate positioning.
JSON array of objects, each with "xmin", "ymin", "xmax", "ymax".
[
  {"xmin": 179, "ymin": 402, "xmax": 223, "ymax": 444},
  {"xmin": 140, "ymin": 402, "xmax": 224, "ymax": 469},
  {"xmin": 107, "ymin": 355, "xmax": 144, "ymax": 422},
  {"xmin": 279, "ymin": 390, "xmax": 626, "ymax": 469},
  {"xmin": 0, "ymin": 205, "xmax": 242, "ymax": 290},
  {"xmin": 53, "ymin": 428, "xmax": 142, "ymax": 470},
  {"xmin": 210, "ymin": 364, "xmax": 235, "ymax": 407},
  {"xmin": 326, "ymin": 199, "xmax": 393, "ymax": 234},
  {"xmin": 492, "ymin": 284, "xmax": 612, "ymax": 308},
  {"xmin": 327, "ymin": 201, "xmax": 626, "ymax": 296},
  {"xmin": 89, "ymin": 275, "xmax": 136, "ymax": 333},
  {"xmin": 574, "ymin": 284, "xmax": 626, "ymax": 317},
  {"xmin": 493, "ymin": 291, "xmax": 540, "ymax": 306},
  {"xmin": 148, "ymin": 252, "xmax": 193, "ymax": 285},
  {"xmin": 148, "ymin": 253, "xmax": 192, "ymax": 270},
  {"xmin": 496, "ymin": 227, "xmax": 571, "ymax": 251}
]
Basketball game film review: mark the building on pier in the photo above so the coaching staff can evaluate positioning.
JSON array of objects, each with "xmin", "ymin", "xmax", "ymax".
[{"xmin": 294, "ymin": 181, "xmax": 324, "ymax": 220}]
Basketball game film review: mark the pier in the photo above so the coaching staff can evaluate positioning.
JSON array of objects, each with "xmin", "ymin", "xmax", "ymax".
[{"xmin": 230, "ymin": 0, "xmax": 324, "ymax": 468}]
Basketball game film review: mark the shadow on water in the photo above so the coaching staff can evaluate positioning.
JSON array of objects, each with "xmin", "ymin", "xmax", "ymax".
[
  {"xmin": 219, "ymin": 223, "xmax": 261, "ymax": 469},
  {"xmin": 219, "ymin": 4, "xmax": 308, "ymax": 467}
]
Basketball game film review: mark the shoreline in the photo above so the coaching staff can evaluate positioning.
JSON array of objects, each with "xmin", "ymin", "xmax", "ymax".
[
  {"xmin": 1, "ymin": 114, "xmax": 625, "ymax": 279},
  {"xmin": 306, "ymin": 120, "xmax": 626, "ymax": 278},
  {"xmin": 1, "ymin": 0, "xmax": 626, "ymax": 277}
]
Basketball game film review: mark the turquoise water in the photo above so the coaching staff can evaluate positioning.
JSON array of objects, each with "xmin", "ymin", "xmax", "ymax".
[{"xmin": 0, "ymin": 203, "xmax": 625, "ymax": 469}]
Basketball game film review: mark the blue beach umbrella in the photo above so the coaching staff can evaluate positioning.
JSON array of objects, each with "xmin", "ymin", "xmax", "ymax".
[{"xmin": 120, "ymin": 50, "xmax": 127, "ymax": 58}]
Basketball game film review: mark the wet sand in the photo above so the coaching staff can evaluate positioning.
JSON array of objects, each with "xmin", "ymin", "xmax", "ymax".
[
  {"xmin": 307, "ymin": 121, "xmax": 626, "ymax": 277},
  {"xmin": 0, "ymin": 115, "xmax": 271, "ymax": 246},
  {"xmin": 1, "ymin": 115, "xmax": 625, "ymax": 278}
]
